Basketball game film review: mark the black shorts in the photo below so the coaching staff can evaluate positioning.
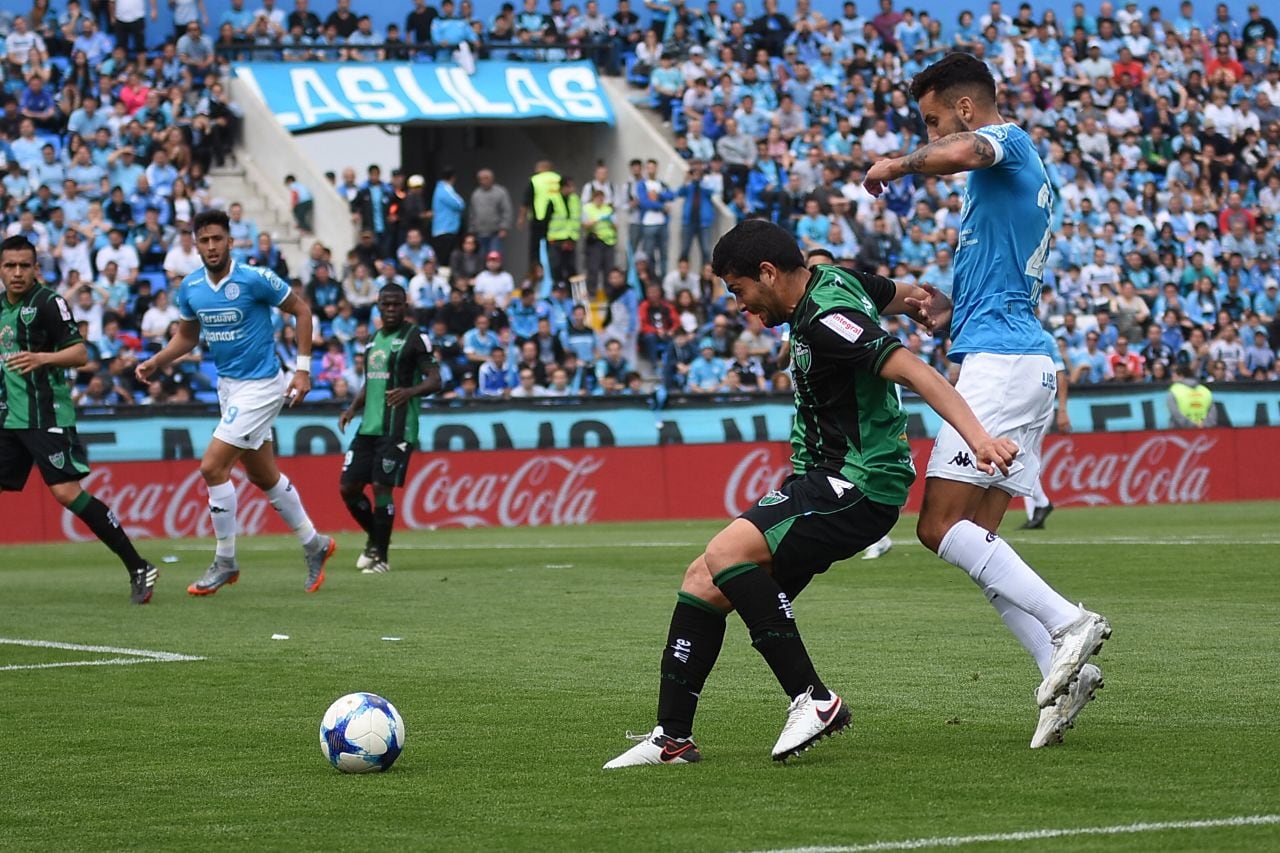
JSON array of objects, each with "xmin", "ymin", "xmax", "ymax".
[
  {"xmin": 0, "ymin": 427, "xmax": 92, "ymax": 491},
  {"xmin": 340, "ymin": 434, "xmax": 413, "ymax": 488},
  {"xmin": 738, "ymin": 468, "xmax": 899, "ymax": 599}
]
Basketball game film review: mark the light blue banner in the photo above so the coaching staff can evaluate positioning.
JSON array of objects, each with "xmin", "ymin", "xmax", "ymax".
[
  {"xmin": 77, "ymin": 389, "xmax": 1280, "ymax": 462},
  {"xmin": 234, "ymin": 61, "xmax": 615, "ymax": 132}
]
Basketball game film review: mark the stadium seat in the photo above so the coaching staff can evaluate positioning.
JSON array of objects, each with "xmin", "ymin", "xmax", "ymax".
[
  {"xmin": 194, "ymin": 390, "xmax": 219, "ymax": 404},
  {"xmin": 307, "ymin": 388, "xmax": 333, "ymax": 401}
]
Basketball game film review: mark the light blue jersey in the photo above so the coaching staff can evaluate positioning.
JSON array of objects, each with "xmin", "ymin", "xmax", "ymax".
[
  {"xmin": 175, "ymin": 261, "xmax": 289, "ymax": 380},
  {"xmin": 949, "ymin": 123, "xmax": 1054, "ymax": 362},
  {"xmin": 1042, "ymin": 329, "xmax": 1065, "ymax": 371}
]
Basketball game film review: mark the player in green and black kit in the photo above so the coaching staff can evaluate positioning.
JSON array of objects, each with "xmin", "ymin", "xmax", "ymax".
[
  {"xmin": 338, "ymin": 284, "xmax": 440, "ymax": 574},
  {"xmin": 605, "ymin": 220, "xmax": 1018, "ymax": 768},
  {"xmin": 0, "ymin": 236, "xmax": 158, "ymax": 604}
]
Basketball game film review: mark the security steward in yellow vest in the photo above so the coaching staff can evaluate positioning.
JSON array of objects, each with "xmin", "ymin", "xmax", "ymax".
[
  {"xmin": 520, "ymin": 160, "xmax": 562, "ymax": 266},
  {"xmin": 546, "ymin": 177, "xmax": 582, "ymax": 286},
  {"xmin": 1167, "ymin": 364, "xmax": 1217, "ymax": 428},
  {"xmin": 582, "ymin": 187, "xmax": 617, "ymax": 294}
]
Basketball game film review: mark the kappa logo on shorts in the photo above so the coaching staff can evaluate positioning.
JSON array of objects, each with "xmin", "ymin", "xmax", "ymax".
[
  {"xmin": 48, "ymin": 452, "xmax": 65, "ymax": 468},
  {"xmin": 758, "ymin": 490, "xmax": 789, "ymax": 507},
  {"xmin": 949, "ymin": 451, "xmax": 975, "ymax": 468},
  {"xmin": 381, "ymin": 458, "xmax": 397, "ymax": 474}
]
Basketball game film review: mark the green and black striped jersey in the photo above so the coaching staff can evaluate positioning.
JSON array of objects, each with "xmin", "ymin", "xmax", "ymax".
[
  {"xmin": 358, "ymin": 323, "xmax": 436, "ymax": 443},
  {"xmin": 0, "ymin": 286, "xmax": 83, "ymax": 430},
  {"xmin": 787, "ymin": 265, "xmax": 915, "ymax": 506}
]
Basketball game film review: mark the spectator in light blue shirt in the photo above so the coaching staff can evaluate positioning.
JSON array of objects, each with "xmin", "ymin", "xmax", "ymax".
[
  {"xmin": 462, "ymin": 314, "xmax": 501, "ymax": 363},
  {"xmin": 220, "ymin": 0, "xmax": 255, "ymax": 35},
  {"xmin": 920, "ymin": 247, "xmax": 955, "ymax": 297},
  {"xmin": 477, "ymin": 347, "xmax": 518, "ymax": 397},
  {"xmin": 108, "ymin": 148, "xmax": 144, "ymax": 197},
  {"xmin": 686, "ymin": 339, "xmax": 726, "ymax": 392},
  {"xmin": 67, "ymin": 97, "xmax": 109, "ymax": 141},
  {"xmin": 431, "ymin": 169, "xmax": 466, "ymax": 259}
]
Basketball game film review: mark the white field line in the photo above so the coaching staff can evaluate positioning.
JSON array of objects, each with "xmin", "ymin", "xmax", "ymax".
[
  {"xmin": 162, "ymin": 535, "xmax": 1280, "ymax": 553},
  {"xmin": 0, "ymin": 638, "xmax": 204, "ymax": 672},
  {"xmin": 738, "ymin": 814, "xmax": 1280, "ymax": 853},
  {"xmin": 166, "ymin": 541, "xmax": 703, "ymax": 552}
]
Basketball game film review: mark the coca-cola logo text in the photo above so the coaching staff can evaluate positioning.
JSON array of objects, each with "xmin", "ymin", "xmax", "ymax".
[
  {"xmin": 1041, "ymin": 434, "xmax": 1216, "ymax": 506},
  {"xmin": 723, "ymin": 448, "xmax": 789, "ymax": 516},
  {"xmin": 402, "ymin": 454, "xmax": 603, "ymax": 528},
  {"xmin": 62, "ymin": 469, "xmax": 271, "ymax": 541}
]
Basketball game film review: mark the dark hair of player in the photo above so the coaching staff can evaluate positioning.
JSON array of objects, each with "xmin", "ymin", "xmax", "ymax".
[
  {"xmin": 0, "ymin": 235, "xmax": 37, "ymax": 261},
  {"xmin": 806, "ymin": 247, "xmax": 836, "ymax": 265},
  {"xmin": 909, "ymin": 52, "xmax": 997, "ymax": 106},
  {"xmin": 193, "ymin": 209, "xmax": 231, "ymax": 235},
  {"xmin": 711, "ymin": 219, "xmax": 805, "ymax": 280},
  {"xmin": 378, "ymin": 283, "xmax": 407, "ymax": 300}
]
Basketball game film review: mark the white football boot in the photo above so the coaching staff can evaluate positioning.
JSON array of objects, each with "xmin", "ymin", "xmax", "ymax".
[
  {"xmin": 602, "ymin": 726, "xmax": 702, "ymax": 769},
  {"xmin": 861, "ymin": 536, "xmax": 893, "ymax": 560},
  {"xmin": 771, "ymin": 686, "xmax": 851, "ymax": 762},
  {"xmin": 1031, "ymin": 663, "xmax": 1104, "ymax": 748},
  {"xmin": 1036, "ymin": 608, "xmax": 1112, "ymax": 707}
]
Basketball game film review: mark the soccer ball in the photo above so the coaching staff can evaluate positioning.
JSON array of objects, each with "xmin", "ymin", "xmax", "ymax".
[{"xmin": 319, "ymin": 692, "xmax": 406, "ymax": 773}]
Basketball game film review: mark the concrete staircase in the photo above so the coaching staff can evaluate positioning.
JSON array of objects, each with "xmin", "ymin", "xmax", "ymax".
[{"xmin": 207, "ymin": 162, "xmax": 310, "ymax": 278}]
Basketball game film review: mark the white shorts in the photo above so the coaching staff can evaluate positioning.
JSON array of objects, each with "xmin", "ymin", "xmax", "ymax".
[
  {"xmin": 213, "ymin": 372, "xmax": 287, "ymax": 450},
  {"xmin": 925, "ymin": 353, "xmax": 1056, "ymax": 497}
]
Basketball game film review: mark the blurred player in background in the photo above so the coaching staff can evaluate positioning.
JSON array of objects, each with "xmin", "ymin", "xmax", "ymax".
[
  {"xmin": 1021, "ymin": 330, "xmax": 1070, "ymax": 530},
  {"xmin": 0, "ymin": 236, "xmax": 158, "ymax": 604},
  {"xmin": 604, "ymin": 220, "xmax": 1018, "ymax": 768},
  {"xmin": 865, "ymin": 53, "xmax": 1108, "ymax": 748},
  {"xmin": 338, "ymin": 284, "xmax": 440, "ymax": 575},
  {"xmin": 137, "ymin": 210, "xmax": 336, "ymax": 596}
]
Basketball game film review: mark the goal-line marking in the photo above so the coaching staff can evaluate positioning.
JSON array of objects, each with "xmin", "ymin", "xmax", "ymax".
[
  {"xmin": 738, "ymin": 814, "xmax": 1280, "ymax": 853},
  {"xmin": 0, "ymin": 638, "xmax": 205, "ymax": 672}
]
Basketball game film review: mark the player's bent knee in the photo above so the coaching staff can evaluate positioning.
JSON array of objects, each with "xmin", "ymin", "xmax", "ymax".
[
  {"xmin": 916, "ymin": 516, "xmax": 947, "ymax": 554},
  {"xmin": 48, "ymin": 483, "xmax": 82, "ymax": 508}
]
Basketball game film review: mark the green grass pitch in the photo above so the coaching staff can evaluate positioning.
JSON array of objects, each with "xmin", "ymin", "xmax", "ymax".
[{"xmin": 2, "ymin": 502, "xmax": 1278, "ymax": 852}]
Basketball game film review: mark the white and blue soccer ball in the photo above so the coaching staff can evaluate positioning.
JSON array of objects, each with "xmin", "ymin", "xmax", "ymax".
[{"xmin": 319, "ymin": 692, "xmax": 405, "ymax": 773}]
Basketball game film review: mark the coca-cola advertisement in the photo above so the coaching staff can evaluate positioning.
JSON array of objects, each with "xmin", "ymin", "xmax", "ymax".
[{"xmin": 5, "ymin": 428, "xmax": 1277, "ymax": 544}]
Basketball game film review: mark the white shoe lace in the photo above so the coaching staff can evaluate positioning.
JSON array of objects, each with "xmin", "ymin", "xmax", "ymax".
[
  {"xmin": 779, "ymin": 686, "xmax": 816, "ymax": 741},
  {"xmin": 622, "ymin": 729, "xmax": 654, "ymax": 744}
]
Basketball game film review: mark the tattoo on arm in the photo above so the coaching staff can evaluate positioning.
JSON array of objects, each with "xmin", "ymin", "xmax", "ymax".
[{"xmin": 900, "ymin": 132, "xmax": 997, "ymax": 176}]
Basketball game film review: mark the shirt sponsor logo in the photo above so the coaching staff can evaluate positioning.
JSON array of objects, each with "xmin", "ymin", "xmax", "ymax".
[
  {"xmin": 198, "ymin": 308, "xmax": 245, "ymax": 326},
  {"xmin": 820, "ymin": 313, "xmax": 865, "ymax": 343}
]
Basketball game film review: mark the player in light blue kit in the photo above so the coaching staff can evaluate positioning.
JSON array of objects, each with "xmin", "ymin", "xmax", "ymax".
[
  {"xmin": 865, "ymin": 54, "xmax": 1109, "ymax": 749},
  {"xmin": 137, "ymin": 210, "xmax": 336, "ymax": 595}
]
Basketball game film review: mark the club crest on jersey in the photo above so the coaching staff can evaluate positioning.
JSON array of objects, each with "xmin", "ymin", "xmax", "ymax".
[
  {"xmin": 791, "ymin": 340, "xmax": 811, "ymax": 374},
  {"xmin": 381, "ymin": 458, "xmax": 397, "ymax": 474},
  {"xmin": 224, "ymin": 283, "xmax": 241, "ymax": 301},
  {"xmin": 758, "ymin": 490, "xmax": 789, "ymax": 506},
  {"xmin": 390, "ymin": 337, "xmax": 406, "ymax": 351},
  {"xmin": 48, "ymin": 452, "xmax": 65, "ymax": 468},
  {"xmin": 19, "ymin": 306, "xmax": 37, "ymax": 324}
]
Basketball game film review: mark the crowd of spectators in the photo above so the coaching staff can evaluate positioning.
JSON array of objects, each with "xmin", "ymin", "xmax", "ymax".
[
  {"xmin": 3, "ymin": 0, "xmax": 1279, "ymax": 408},
  {"xmin": 626, "ymin": 0, "xmax": 1280, "ymax": 387}
]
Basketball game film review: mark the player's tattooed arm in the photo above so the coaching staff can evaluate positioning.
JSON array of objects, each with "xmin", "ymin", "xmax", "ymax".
[
  {"xmin": 899, "ymin": 132, "xmax": 997, "ymax": 176},
  {"xmin": 864, "ymin": 132, "xmax": 996, "ymax": 194}
]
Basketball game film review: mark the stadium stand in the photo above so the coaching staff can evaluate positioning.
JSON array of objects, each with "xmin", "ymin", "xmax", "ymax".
[{"xmin": 0, "ymin": 0, "xmax": 1276, "ymax": 406}]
